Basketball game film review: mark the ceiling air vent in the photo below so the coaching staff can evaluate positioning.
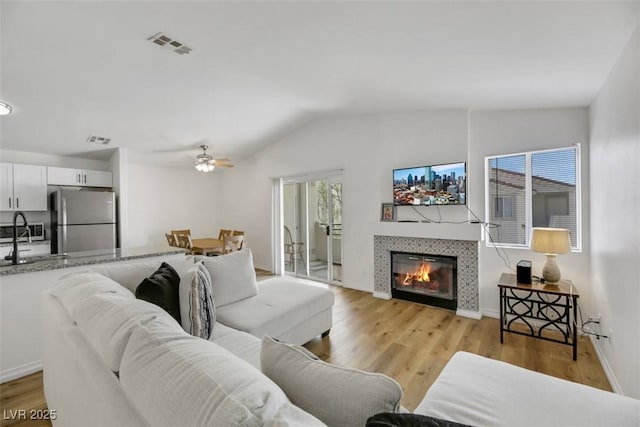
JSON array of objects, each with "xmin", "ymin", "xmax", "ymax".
[
  {"xmin": 87, "ymin": 135, "xmax": 111, "ymax": 145},
  {"xmin": 147, "ymin": 32, "xmax": 194, "ymax": 55}
]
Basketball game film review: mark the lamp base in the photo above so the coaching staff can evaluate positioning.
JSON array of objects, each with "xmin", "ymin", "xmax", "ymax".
[{"xmin": 542, "ymin": 254, "xmax": 562, "ymax": 283}]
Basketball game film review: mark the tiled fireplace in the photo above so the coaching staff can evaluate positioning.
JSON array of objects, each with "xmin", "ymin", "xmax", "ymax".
[{"xmin": 374, "ymin": 235, "xmax": 479, "ymax": 313}]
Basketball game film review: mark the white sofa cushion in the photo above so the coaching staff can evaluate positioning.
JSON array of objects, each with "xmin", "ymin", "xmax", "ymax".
[
  {"xmin": 209, "ymin": 322, "xmax": 262, "ymax": 369},
  {"xmin": 179, "ymin": 261, "xmax": 215, "ymax": 339},
  {"xmin": 74, "ymin": 293, "xmax": 185, "ymax": 372},
  {"xmin": 261, "ymin": 336, "xmax": 403, "ymax": 427},
  {"xmin": 415, "ymin": 351, "xmax": 640, "ymax": 427},
  {"xmin": 51, "ymin": 272, "xmax": 134, "ymax": 320},
  {"xmin": 216, "ymin": 277, "xmax": 334, "ymax": 340},
  {"xmin": 197, "ymin": 249, "xmax": 258, "ymax": 307},
  {"xmin": 90, "ymin": 256, "xmax": 195, "ymax": 293},
  {"xmin": 119, "ymin": 325, "xmax": 324, "ymax": 427}
]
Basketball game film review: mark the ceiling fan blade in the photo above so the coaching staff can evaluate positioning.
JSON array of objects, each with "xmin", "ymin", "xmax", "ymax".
[
  {"xmin": 213, "ymin": 158, "xmax": 230, "ymax": 162},
  {"xmin": 215, "ymin": 163, "xmax": 234, "ymax": 168}
]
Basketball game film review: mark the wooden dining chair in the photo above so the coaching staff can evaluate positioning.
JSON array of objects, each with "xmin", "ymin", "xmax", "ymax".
[
  {"xmin": 209, "ymin": 234, "xmax": 244, "ymax": 256},
  {"xmin": 165, "ymin": 233, "xmax": 178, "ymax": 247},
  {"xmin": 171, "ymin": 229, "xmax": 191, "ymax": 237},
  {"xmin": 232, "ymin": 230, "xmax": 245, "ymax": 248},
  {"xmin": 218, "ymin": 229, "xmax": 232, "ymax": 240},
  {"xmin": 223, "ymin": 235, "xmax": 244, "ymax": 254},
  {"xmin": 175, "ymin": 234, "xmax": 194, "ymax": 254}
]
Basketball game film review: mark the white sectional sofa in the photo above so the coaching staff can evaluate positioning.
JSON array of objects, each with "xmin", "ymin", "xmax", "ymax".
[
  {"xmin": 42, "ymin": 251, "xmax": 405, "ymax": 426},
  {"xmin": 42, "ymin": 250, "xmax": 639, "ymax": 426}
]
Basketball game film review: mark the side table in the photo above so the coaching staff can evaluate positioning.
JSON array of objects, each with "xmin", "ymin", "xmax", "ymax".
[{"xmin": 498, "ymin": 273, "xmax": 579, "ymax": 360}]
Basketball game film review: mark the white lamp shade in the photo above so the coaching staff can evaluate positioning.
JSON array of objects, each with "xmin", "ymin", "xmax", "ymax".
[{"xmin": 529, "ymin": 227, "xmax": 571, "ymax": 254}]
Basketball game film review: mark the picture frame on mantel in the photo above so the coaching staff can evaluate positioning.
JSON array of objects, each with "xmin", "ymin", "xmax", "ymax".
[{"xmin": 381, "ymin": 203, "xmax": 396, "ymax": 222}]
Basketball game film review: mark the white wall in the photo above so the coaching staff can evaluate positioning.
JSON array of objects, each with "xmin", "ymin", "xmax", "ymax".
[
  {"xmin": 589, "ymin": 27, "xmax": 640, "ymax": 398},
  {"xmin": 468, "ymin": 108, "xmax": 591, "ymax": 316},
  {"xmin": 126, "ymin": 163, "xmax": 220, "ymax": 247},
  {"xmin": 217, "ymin": 108, "xmax": 590, "ymax": 307},
  {"xmin": 216, "ymin": 109, "xmax": 470, "ymax": 284}
]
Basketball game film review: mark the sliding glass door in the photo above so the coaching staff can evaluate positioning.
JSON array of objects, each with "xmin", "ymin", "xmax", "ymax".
[{"xmin": 281, "ymin": 173, "xmax": 342, "ymax": 283}]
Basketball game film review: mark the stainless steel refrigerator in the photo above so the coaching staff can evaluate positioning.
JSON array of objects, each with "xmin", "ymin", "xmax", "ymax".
[{"xmin": 51, "ymin": 189, "xmax": 117, "ymax": 254}]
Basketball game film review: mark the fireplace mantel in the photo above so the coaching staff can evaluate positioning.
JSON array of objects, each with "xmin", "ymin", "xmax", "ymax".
[{"xmin": 371, "ymin": 222, "xmax": 482, "ymax": 242}]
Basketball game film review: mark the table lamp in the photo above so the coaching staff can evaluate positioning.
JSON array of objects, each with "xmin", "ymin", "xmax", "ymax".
[{"xmin": 529, "ymin": 227, "xmax": 571, "ymax": 283}]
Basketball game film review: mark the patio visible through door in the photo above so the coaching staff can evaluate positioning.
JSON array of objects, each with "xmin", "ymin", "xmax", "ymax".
[{"xmin": 281, "ymin": 173, "xmax": 342, "ymax": 283}]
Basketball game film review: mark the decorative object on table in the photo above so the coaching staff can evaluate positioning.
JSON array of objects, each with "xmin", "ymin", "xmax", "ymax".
[
  {"xmin": 380, "ymin": 203, "xmax": 396, "ymax": 222},
  {"xmin": 516, "ymin": 260, "xmax": 532, "ymax": 284},
  {"xmin": 529, "ymin": 227, "xmax": 571, "ymax": 283}
]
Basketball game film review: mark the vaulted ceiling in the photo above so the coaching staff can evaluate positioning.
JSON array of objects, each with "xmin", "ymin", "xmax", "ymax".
[{"xmin": 1, "ymin": 1, "xmax": 638, "ymax": 166}]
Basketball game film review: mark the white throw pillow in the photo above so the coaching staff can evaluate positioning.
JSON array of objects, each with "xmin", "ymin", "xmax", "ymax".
[
  {"xmin": 51, "ymin": 272, "xmax": 134, "ymax": 320},
  {"xmin": 89, "ymin": 256, "xmax": 196, "ymax": 293},
  {"xmin": 198, "ymin": 249, "xmax": 258, "ymax": 307},
  {"xmin": 261, "ymin": 337, "xmax": 403, "ymax": 427},
  {"xmin": 178, "ymin": 261, "xmax": 216, "ymax": 339},
  {"xmin": 75, "ymin": 293, "xmax": 186, "ymax": 372},
  {"xmin": 120, "ymin": 326, "xmax": 324, "ymax": 426}
]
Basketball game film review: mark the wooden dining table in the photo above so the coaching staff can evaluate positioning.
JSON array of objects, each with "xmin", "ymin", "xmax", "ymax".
[{"xmin": 190, "ymin": 238, "xmax": 224, "ymax": 256}]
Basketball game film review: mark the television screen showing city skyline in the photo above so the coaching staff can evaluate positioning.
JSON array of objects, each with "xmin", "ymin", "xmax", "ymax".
[{"xmin": 393, "ymin": 162, "xmax": 466, "ymax": 206}]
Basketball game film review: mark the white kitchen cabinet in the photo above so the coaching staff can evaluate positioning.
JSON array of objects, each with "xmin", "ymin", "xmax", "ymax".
[
  {"xmin": 46, "ymin": 167, "xmax": 83, "ymax": 186},
  {"xmin": 47, "ymin": 166, "xmax": 113, "ymax": 188},
  {"xmin": 83, "ymin": 170, "xmax": 113, "ymax": 187},
  {"xmin": 0, "ymin": 163, "xmax": 48, "ymax": 211}
]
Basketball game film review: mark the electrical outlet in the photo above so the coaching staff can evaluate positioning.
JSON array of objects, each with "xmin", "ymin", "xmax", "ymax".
[{"xmin": 588, "ymin": 314, "xmax": 602, "ymax": 323}]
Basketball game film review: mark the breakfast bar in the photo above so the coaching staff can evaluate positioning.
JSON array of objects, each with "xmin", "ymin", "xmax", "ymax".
[{"xmin": 0, "ymin": 245, "xmax": 187, "ymax": 383}]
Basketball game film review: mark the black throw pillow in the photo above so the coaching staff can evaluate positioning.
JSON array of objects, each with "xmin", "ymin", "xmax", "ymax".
[
  {"xmin": 366, "ymin": 413, "xmax": 473, "ymax": 427},
  {"xmin": 135, "ymin": 262, "xmax": 181, "ymax": 323}
]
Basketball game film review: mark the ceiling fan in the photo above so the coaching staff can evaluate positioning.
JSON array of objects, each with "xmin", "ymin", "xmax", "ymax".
[{"xmin": 193, "ymin": 144, "xmax": 233, "ymax": 172}]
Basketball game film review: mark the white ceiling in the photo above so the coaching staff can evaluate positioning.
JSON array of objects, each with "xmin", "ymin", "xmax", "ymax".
[{"xmin": 1, "ymin": 1, "xmax": 638, "ymax": 167}]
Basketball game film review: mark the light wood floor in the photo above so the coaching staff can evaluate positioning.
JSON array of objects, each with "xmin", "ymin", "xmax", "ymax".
[{"xmin": 0, "ymin": 280, "xmax": 611, "ymax": 426}]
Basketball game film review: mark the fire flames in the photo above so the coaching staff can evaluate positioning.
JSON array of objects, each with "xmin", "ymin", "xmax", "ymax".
[
  {"xmin": 398, "ymin": 262, "xmax": 442, "ymax": 291},
  {"xmin": 401, "ymin": 262, "xmax": 431, "ymax": 285}
]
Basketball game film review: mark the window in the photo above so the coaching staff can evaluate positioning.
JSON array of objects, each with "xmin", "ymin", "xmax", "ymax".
[
  {"xmin": 495, "ymin": 196, "xmax": 515, "ymax": 218},
  {"xmin": 486, "ymin": 146, "xmax": 580, "ymax": 250}
]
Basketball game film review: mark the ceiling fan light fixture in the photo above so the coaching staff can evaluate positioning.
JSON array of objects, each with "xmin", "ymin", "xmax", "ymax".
[
  {"xmin": 0, "ymin": 101, "xmax": 13, "ymax": 116},
  {"xmin": 195, "ymin": 161, "xmax": 214, "ymax": 173}
]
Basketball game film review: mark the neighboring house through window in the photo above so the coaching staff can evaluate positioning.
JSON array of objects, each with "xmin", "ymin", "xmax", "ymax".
[{"xmin": 486, "ymin": 146, "xmax": 580, "ymax": 250}]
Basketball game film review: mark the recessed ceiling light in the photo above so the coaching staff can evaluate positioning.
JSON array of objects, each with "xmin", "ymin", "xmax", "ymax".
[
  {"xmin": 0, "ymin": 101, "xmax": 13, "ymax": 116},
  {"xmin": 87, "ymin": 134, "xmax": 111, "ymax": 145},
  {"xmin": 147, "ymin": 32, "xmax": 194, "ymax": 55}
]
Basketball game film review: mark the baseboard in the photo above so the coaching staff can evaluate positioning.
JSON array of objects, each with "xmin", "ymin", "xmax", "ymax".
[
  {"xmin": 0, "ymin": 360, "xmax": 42, "ymax": 384},
  {"xmin": 482, "ymin": 308, "xmax": 500, "ymax": 319},
  {"xmin": 373, "ymin": 291, "xmax": 391, "ymax": 300},
  {"xmin": 456, "ymin": 309, "xmax": 482, "ymax": 320},
  {"xmin": 589, "ymin": 335, "xmax": 624, "ymax": 394}
]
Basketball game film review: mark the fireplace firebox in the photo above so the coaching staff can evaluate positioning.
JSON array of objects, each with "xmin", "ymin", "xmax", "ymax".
[{"xmin": 391, "ymin": 251, "xmax": 457, "ymax": 310}]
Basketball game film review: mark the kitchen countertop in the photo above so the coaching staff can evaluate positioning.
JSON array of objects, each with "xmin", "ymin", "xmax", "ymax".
[{"xmin": 0, "ymin": 245, "xmax": 187, "ymax": 276}]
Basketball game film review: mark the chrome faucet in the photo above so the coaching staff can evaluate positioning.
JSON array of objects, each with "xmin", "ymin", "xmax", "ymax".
[{"xmin": 6, "ymin": 211, "xmax": 31, "ymax": 265}]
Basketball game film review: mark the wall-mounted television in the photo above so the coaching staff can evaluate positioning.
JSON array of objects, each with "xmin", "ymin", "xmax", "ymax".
[{"xmin": 393, "ymin": 162, "xmax": 466, "ymax": 206}]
